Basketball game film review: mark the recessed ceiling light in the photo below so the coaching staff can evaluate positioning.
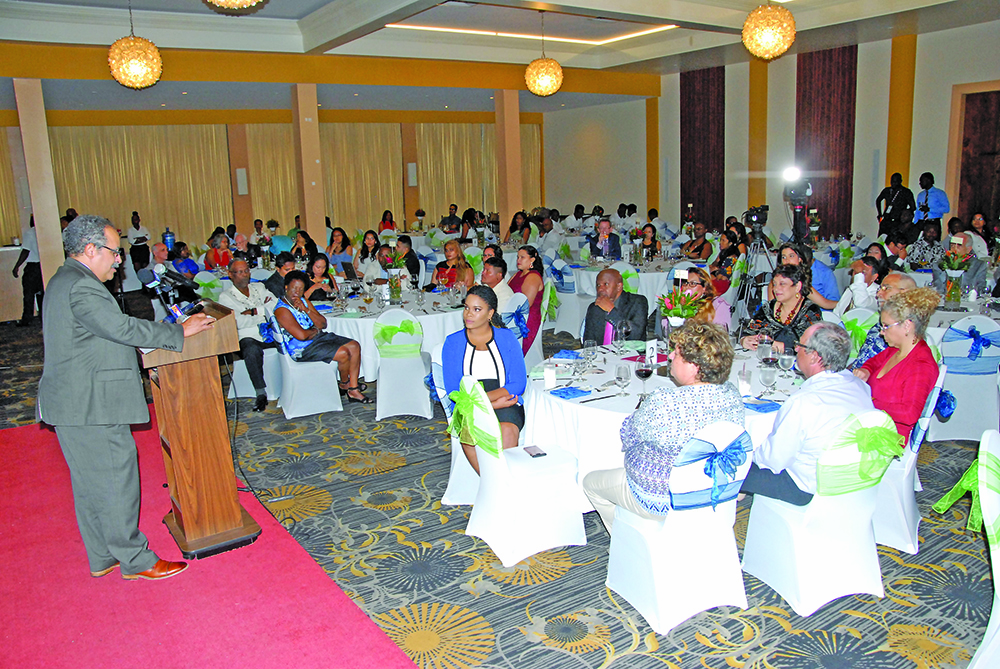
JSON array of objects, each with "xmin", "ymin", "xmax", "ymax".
[
  {"xmin": 444, "ymin": 105, "xmax": 449, "ymax": 109},
  {"xmin": 354, "ymin": 93, "xmax": 359, "ymax": 96},
  {"xmin": 385, "ymin": 22, "xmax": 676, "ymax": 46},
  {"xmin": 181, "ymin": 91, "xmax": 187, "ymax": 95},
  {"xmin": 161, "ymin": 103, "xmax": 166, "ymax": 107}
]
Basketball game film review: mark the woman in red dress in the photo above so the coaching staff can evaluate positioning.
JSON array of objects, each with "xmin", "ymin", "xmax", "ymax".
[
  {"xmin": 507, "ymin": 245, "xmax": 544, "ymax": 354},
  {"xmin": 378, "ymin": 210, "xmax": 396, "ymax": 233},
  {"xmin": 205, "ymin": 233, "xmax": 233, "ymax": 269}
]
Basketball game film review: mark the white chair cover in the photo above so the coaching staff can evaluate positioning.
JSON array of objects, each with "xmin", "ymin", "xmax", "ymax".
[
  {"xmin": 227, "ymin": 348, "xmax": 283, "ymax": 401},
  {"xmin": 267, "ymin": 314, "xmax": 343, "ymax": 419},
  {"xmin": 605, "ymin": 422, "xmax": 752, "ymax": 633},
  {"xmin": 121, "ymin": 258, "xmax": 142, "ymax": 292},
  {"xmin": 833, "ymin": 267, "xmax": 851, "ymax": 295},
  {"xmin": 378, "ymin": 230, "xmax": 397, "ymax": 243},
  {"xmin": 741, "ymin": 410, "xmax": 894, "ymax": 617},
  {"xmin": 872, "ymin": 364, "xmax": 947, "ymax": 554},
  {"xmin": 970, "ymin": 430, "xmax": 1000, "ymax": 668},
  {"xmin": 500, "ymin": 293, "xmax": 530, "ymax": 345},
  {"xmin": 820, "ymin": 310, "xmax": 843, "ymax": 327},
  {"xmin": 432, "ymin": 347, "xmax": 480, "ymax": 507},
  {"xmin": 250, "ymin": 268, "xmax": 271, "ymax": 282},
  {"xmin": 414, "ymin": 246, "xmax": 440, "ymax": 284},
  {"xmin": 524, "ymin": 328, "xmax": 544, "ymax": 372},
  {"xmin": 552, "ymin": 293, "xmax": 590, "ymax": 339},
  {"xmin": 609, "ymin": 261, "xmax": 639, "ymax": 294},
  {"xmin": 928, "ymin": 315, "xmax": 1000, "ymax": 442},
  {"xmin": 373, "ymin": 308, "xmax": 433, "ymax": 421}
]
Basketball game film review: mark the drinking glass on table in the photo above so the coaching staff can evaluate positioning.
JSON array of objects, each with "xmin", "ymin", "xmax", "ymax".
[
  {"xmin": 778, "ymin": 351, "xmax": 795, "ymax": 379},
  {"xmin": 635, "ymin": 358, "xmax": 653, "ymax": 398},
  {"xmin": 614, "ymin": 320, "xmax": 632, "ymax": 355},
  {"xmin": 615, "ymin": 363, "xmax": 631, "ymax": 396},
  {"xmin": 757, "ymin": 342, "xmax": 773, "ymax": 365},
  {"xmin": 582, "ymin": 339, "xmax": 597, "ymax": 368},
  {"xmin": 759, "ymin": 365, "xmax": 778, "ymax": 397}
]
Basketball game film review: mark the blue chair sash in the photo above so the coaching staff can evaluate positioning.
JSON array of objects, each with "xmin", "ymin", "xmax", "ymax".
[
  {"xmin": 550, "ymin": 259, "xmax": 576, "ymax": 294},
  {"xmin": 501, "ymin": 300, "xmax": 530, "ymax": 340},
  {"xmin": 417, "ymin": 251, "xmax": 437, "ymax": 277},
  {"xmin": 941, "ymin": 325, "xmax": 1000, "ymax": 374},
  {"xmin": 669, "ymin": 430, "xmax": 753, "ymax": 510}
]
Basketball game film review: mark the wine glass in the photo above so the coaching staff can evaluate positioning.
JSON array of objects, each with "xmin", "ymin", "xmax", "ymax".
[
  {"xmin": 615, "ymin": 320, "xmax": 632, "ymax": 356},
  {"xmin": 778, "ymin": 351, "xmax": 795, "ymax": 379},
  {"xmin": 615, "ymin": 363, "xmax": 631, "ymax": 396},
  {"xmin": 759, "ymin": 365, "xmax": 778, "ymax": 397},
  {"xmin": 634, "ymin": 359, "xmax": 653, "ymax": 398},
  {"xmin": 582, "ymin": 338, "xmax": 597, "ymax": 369},
  {"xmin": 756, "ymin": 342, "xmax": 772, "ymax": 365}
]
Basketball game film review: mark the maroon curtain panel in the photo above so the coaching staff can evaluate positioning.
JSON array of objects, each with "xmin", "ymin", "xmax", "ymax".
[
  {"xmin": 680, "ymin": 67, "xmax": 725, "ymax": 230},
  {"xmin": 958, "ymin": 91, "xmax": 1000, "ymax": 225},
  {"xmin": 795, "ymin": 45, "xmax": 858, "ymax": 239}
]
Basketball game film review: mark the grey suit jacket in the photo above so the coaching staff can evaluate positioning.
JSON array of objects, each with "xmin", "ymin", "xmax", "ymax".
[
  {"xmin": 583, "ymin": 291, "xmax": 648, "ymax": 343},
  {"xmin": 38, "ymin": 258, "xmax": 184, "ymax": 427},
  {"xmin": 931, "ymin": 258, "xmax": 987, "ymax": 295}
]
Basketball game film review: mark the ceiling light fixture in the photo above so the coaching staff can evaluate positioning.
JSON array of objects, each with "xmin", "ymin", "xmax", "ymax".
[
  {"xmin": 742, "ymin": 2, "xmax": 796, "ymax": 60},
  {"xmin": 108, "ymin": 0, "xmax": 162, "ymax": 89},
  {"xmin": 206, "ymin": 0, "xmax": 264, "ymax": 9},
  {"xmin": 525, "ymin": 11, "xmax": 562, "ymax": 97}
]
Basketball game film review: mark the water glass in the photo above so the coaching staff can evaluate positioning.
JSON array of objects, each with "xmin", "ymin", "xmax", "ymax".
[
  {"xmin": 615, "ymin": 363, "xmax": 631, "ymax": 396},
  {"xmin": 582, "ymin": 339, "xmax": 597, "ymax": 368},
  {"xmin": 778, "ymin": 352, "xmax": 795, "ymax": 378},
  {"xmin": 759, "ymin": 365, "xmax": 778, "ymax": 397},
  {"xmin": 757, "ymin": 343, "xmax": 772, "ymax": 364}
]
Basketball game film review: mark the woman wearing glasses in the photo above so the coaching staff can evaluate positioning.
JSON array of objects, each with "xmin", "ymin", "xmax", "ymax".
[
  {"xmin": 741, "ymin": 263, "xmax": 822, "ymax": 353},
  {"xmin": 681, "ymin": 267, "xmax": 731, "ymax": 331},
  {"xmin": 852, "ymin": 288, "xmax": 939, "ymax": 442}
]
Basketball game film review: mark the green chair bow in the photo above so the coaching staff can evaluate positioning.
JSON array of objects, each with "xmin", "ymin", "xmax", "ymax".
[
  {"xmin": 580, "ymin": 245, "xmax": 591, "ymax": 262},
  {"xmin": 933, "ymin": 459, "xmax": 982, "ymax": 532},
  {"xmin": 843, "ymin": 314, "xmax": 879, "ymax": 357},
  {"xmin": 558, "ymin": 242, "xmax": 573, "ymax": 262},
  {"xmin": 195, "ymin": 275, "xmax": 224, "ymax": 302},
  {"xmin": 542, "ymin": 280, "xmax": 559, "ymax": 323},
  {"xmin": 982, "ymin": 451, "xmax": 1000, "ymax": 545},
  {"xmin": 465, "ymin": 252, "xmax": 484, "ymax": 277},
  {"xmin": 816, "ymin": 412, "xmax": 903, "ymax": 495},
  {"xmin": 732, "ymin": 257, "xmax": 748, "ymax": 288},
  {"xmin": 836, "ymin": 247, "xmax": 856, "ymax": 269},
  {"xmin": 372, "ymin": 319, "xmax": 423, "ymax": 358},
  {"xmin": 448, "ymin": 376, "xmax": 503, "ymax": 458},
  {"xmin": 621, "ymin": 268, "xmax": 639, "ymax": 294},
  {"xmin": 427, "ymin": 228, "xmax": 446, "ymax": 248},
  {"xmin": 526, "ymin": 224, "xmax": 540, "ymax": 245},
  {"xmin": 351, "ymin": 229, "xmax": 364, "ymax": 249}
]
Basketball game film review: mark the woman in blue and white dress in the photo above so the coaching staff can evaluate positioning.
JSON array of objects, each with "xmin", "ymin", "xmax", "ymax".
[{"xmin": 442, "ymin": 285, "xmax": 527, "ymax": 474}]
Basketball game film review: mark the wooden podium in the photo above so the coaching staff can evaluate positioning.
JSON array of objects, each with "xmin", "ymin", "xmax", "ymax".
[{"xmin": 142, "ymin": 301, "xmax": 261, "ymax": 559}]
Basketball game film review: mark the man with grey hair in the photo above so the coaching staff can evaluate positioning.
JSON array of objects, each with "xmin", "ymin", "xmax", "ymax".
[
  {"xmin": 740, "ymin": 322, "xmax": 874, "ymax": 505},
  {"xmin": 932, "ymin": 231, "xmax": 986, "ymax": 295},
  {"xmin": 39, "ymin": 215, "xmax": 215, "ymax": 581},
  {"xmin": 849, "ymin": 272, "xmax": 917, "ymax": 370}
]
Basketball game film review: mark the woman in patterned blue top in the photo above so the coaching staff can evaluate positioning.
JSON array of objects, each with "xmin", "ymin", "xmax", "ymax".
[{"xmin": 583, "ymin": 321, "xmax": 744, "ymax": 531}]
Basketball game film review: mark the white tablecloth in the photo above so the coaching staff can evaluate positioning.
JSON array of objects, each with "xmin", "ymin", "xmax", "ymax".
[
  {"xmin": 523, "ymin": 349, "xmax": 789, "ymax": 511},
  {"xmin": 572, "ymin": 261, "xmax": 679, "ymax": 316},
  {"xmin": 323, "ymin": 300, "xmax": 463, "ymax": 381}
]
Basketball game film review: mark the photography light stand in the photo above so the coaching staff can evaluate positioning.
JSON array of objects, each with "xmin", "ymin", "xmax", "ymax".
[{"xmin": 734, "ymin": 207, "xmax": 776, "ymax": 342}]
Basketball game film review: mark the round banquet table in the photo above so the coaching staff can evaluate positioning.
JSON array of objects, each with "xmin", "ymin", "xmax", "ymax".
[
  {"xmin": 320, "ymin": 298, "xmax": 464, "ymax": 381},
  {"xmin": 572, "ymin": 260, "xmax": 681, "ymax": 316},
  {"xmin": 522, "ymin": 346, "xmax": 791, "ymax": 511}
]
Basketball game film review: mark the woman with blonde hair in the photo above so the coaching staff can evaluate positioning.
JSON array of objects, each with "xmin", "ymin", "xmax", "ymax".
[
  {"xmin": 430, "ymin": 238, "xmax": 474, "ymax": 290},
  {"xmin": 682, "ymin": 267, "xmax": 731, "ymax": 331},
  {"xmin": 853, "ymin": 287, "xmax": 940, "ymax": 442}
]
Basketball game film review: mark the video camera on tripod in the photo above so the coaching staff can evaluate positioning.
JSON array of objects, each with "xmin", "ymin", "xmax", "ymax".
[{"xmin": 743, "ymin": 205, "xmax": 769, "ymax": 234}]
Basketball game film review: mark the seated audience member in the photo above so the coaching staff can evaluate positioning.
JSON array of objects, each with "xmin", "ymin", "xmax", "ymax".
[
  {"xmin": 355, "ymin": 229, "xmax": 380, "ymax": 270},
  {"xmin": 395, "ymin": 235, "xmax": 421, "ymax": 282},
  {"xmin": 218, "ymin": 260, "xmax": 278, "ymax": 412},
  {"xmin": 304, "ymin": 253, "xmax": 338, "ymax": 301},
  {"xmin": 248, "ymin": 218, "xmax": 268, "ymax": 246},
  {"xmin": 564, "ymin": 204, "xmax": 586, "ymax": 231},
  {"xmin": 682, "ymin": 267, "xmax": 731, "ymax": 330},
  {"xmin": 431, "ymin": 239, "xmax": 475, "ymax": 291},
  {"xmin": 440, "ymin": 203, "xmax": 462, "ymax": 233},
  {"xmin": 853, "ymin": 287, "xmax": 940, "ymax": 442},
  {"xmin": 741, "ymin": 323, "xmax": 874, "ymax": 505},
  {"xmin": 442, "ymin": 285, "xmax": 527, "ymax": 474},
  {"xmin": 205, "ymin": 233, "xmax": 233, "ymax": 270},
  {"xmin": 503, "ymin": 211, "xmax": 528, "ymax": 244},
  {"xmin": 639, "ymin": 223, "xmax": 661, "ymax": 259},
  {"xmin": 774, "ymin": 242, "xmax": 839, "ymax": 308},
  {"xmin": 583, "ymin": 321, "xmax": 743, "ymax": 530},
  {"xmin": 833, "ymin": 256, "xmax": 880, "ymax": 317},
  {"xmin": 849, "ymin": 272, "xmax": 917, "ymax": 370},
  {"xmin": 170, "ymin": 242, "xmax": 199, "ymax": 278},
  {"xmin": 583, "ymin": 268, "xmax": 648, "ymax": 344},
  {"xmin": 588, "ymin": 218, "xmax": 622, "ymax": 260},
  {"xmin": 291, "ymin": 230, "xmax": 318, "ymax": 263},
  {"xmin": 265, "ymin": 251, "xmax": 297, "ymax": 299},
  {"xmin": 145, "ymin": 242, "xmax": 169, "ymax": 272},
  {"xmin": 933, "ymin": 231, "xmax": 986, "ymax": 295},
  {"xmin": 480, "ymin": 256, "xmax": 514, "ymax": 312},
  {"xmin": 378, "ymin": 210, "xmax": 396, "ymax": 233},
  {"xmin": 507, "ymin": 245, "xmax": 545, "ymax": 353},
  {"xmin": 865, "ymin": 242, "xmax": 887, "ymax": 269},
  {"xmin": 680, "ymin": 222, "xmax": 712, "ymax": 261},
  {"xmin": 482, "ymin": 244, "xmax": 503, "ymax": 262},
  {"xmin": 907, "ymin": 220, "xmax": 945, "ymax": 269},
  {"xmin": 742, "ymin": 263, "xmax": 823, "ymax": 353},
  {"xmin": 710, "ymin": 229, "xmax": 741, "ymax": 290},
  {"xmin": 325, "ymin": 226, "xmax": 354, "ymax": 273},
  {"xmin": 969, "ymin": 211, "xmax": 994, "ymax": 258},
  {"xmin": 883, "ymin": 232, "xmax": 909, "ymax": 272},
  {"xmin": 727, "ymin": 219, "xmax": 750, "ymax": 256},
  {"xmin": 273, "ymin": 271, "xmax": 370, "ymax": 404}
]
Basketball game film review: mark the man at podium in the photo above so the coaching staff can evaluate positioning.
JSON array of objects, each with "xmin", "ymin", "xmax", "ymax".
[{"xmin": 38, "ymin": 215, "xmax": 215, "ymax": 581}]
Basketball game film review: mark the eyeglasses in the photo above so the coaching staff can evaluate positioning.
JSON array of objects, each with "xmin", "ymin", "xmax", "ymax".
[
  {"xmin": 879, "ymin": 321, "xmax": 906, "ymax": 332},
  {"xmin": 683, "ymin": 280, "xmax": 704, "ymax": 287},
  {"xmin": 794, "ymin": 342, "xmax": 816, "ymax": 353},
  {"xmin": 99, "ymin": 245, "xmax": 122, "ymax": 256}
]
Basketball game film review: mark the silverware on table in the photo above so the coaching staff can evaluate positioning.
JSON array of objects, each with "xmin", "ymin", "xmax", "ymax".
[{"xmin": 580, "ymin": 393, "xmax": 618, "ymax": 404}]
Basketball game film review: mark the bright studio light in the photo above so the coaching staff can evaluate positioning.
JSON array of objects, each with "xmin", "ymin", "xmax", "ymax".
[{"xmin": 783, "ymin": 167, "xmax": 801, "ymax": 182}]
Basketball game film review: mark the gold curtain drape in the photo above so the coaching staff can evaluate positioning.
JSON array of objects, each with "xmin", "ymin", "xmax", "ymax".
[
  {"xmin": 0, "ymin": 130, "xmax": 20, "ymax": 244},
  {"xmin": 521, "ymin": 124, "xmax": 542, "ymax": 210},
  {"xmin": 48, "ymin": 125, "xmax": 233, "ymax": 247},
  {"xmin": 245, "ymin": 123, "xmax": 298, "ymax": 234},
  {"xmin": 417, "ymin": 123, "xmax": 497, "ymax": 222},
  {"xmin": 319, "ymin": 123, "xmax": 403, "ymax": 235}
]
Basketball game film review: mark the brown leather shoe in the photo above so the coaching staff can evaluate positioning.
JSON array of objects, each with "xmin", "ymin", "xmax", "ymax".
[
  {"xmin": 122, "ymin": 559, "xmax": 188, "ymax": 581},
  {"xmin": 91, "ymin": 562, "xmax": 120, "ymax": 578}
]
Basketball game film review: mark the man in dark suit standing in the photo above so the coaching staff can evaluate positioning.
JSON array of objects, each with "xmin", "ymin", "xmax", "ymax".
[
  {"xmin": 582, "ymin": 268, "xmax": 647, "ymax": 343},
  {"xmin": 38, "ymin": 215, "xmax": 215, "ymax": 581}
]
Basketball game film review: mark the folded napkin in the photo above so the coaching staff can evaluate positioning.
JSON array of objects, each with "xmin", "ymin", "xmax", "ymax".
[
  {"xmin": 313, "ymin": 304, "xmax": 334, "ymax": 312},
  {"xmin": 338, "ymin": 311, "xmax": 366, "ymax": 319},
  {"xmin": 622, "ymin": 353, "xmax": 668, "ymax": 363},
  {"xmin": 915, "ymin": 268, "xmax": 932, "ymax": 273},
  {"xmin": 743, "ymin": 397, "xmax": 782, "ymax": 413},
  {"xmin": 568, "ymin": 264, "xmax": 585, "ymax": 269},
  {"xmin": 552, "ymin": 349, "xmax": 582, "ymax": 360},
  {"xmin": 529, "ymin": 367, "xmax": 575, "ymax": 380},
  {"xmin": 621, "ymin": 340, "xmax": 645, "ymax": 351},
  {"xmin": 550, "ymin": 387, "xmax": 591, "ymax": 400}
]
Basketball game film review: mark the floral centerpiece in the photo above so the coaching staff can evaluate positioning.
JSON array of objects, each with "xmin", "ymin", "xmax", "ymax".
[
  {"xmin": 628, "ymin": 225, "xmax": 644, "ymax": 242},
  {"xmin": 939, "ymin": 249, "xmax": 972, "ymax": 307},
  {"xmin": 807, "ymin": 211, "xmax": 822, "ymax": 246},
  {"xmin": 656, "ymin": 287, "xmax": 707, "ymax": 336},
  {"xmin": 386, "ymin": 250, "xmax": 408, "ymax": 303}
]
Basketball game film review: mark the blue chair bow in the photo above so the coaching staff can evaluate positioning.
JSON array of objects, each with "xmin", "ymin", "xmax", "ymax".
[
  {"xmin": 670, "ymin": 431, "xmax": 753, "ymax": 510},
  {"xmin": 942, "ymin": 325, "xmax": 1000, "ymax": 375},
  {"xmin": 829, "ymin": 248, "xmax": 840, "ymax": 267},
  {"xmin": 936, "ymin": 389, "xmax": 957, "ymax": 419},
  {"xmin": 502, "ymin": 299, "xmax": 530, "ymax": 340},
  {"xmin": 417, "ymin": 251, "xmax": 438, "ymax": 277},
  {"xmin": 550, "ymin": 259, "xmax": 576, "ymax": 294}
]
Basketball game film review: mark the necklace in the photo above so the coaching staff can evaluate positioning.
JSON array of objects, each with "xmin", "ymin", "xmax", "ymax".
[{"xmin": 776, "ymin": 295, "xmax": 803, "ymax": 325}]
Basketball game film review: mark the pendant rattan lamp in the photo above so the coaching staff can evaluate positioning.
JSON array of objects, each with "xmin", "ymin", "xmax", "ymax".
[
  {"xmin": 525, "ymin": 11, "xmax": 563, "ymax": 97},
  {"xmin": 207, "ymin": 0, "xmax": 264, "ymax": 8},
  {"xmin": 742, "ymin": 2, "xmax": 796, "ymax": 60},
  {"xmin": 108, "ymin": 0, "xmax": 162, "ymax": 89}
]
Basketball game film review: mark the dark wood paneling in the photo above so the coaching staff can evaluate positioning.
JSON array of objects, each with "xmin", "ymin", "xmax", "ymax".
[
  {"xmin": 795, "ymin": 46, "xmax": 858, "ymax": 238},
  {"xmin": 959, "ymin": 91, "xmax": 1000, "ymax": 225},
  {"xmin": 680, "ymin": 67, "xmax": 725, "ymax": 230}
]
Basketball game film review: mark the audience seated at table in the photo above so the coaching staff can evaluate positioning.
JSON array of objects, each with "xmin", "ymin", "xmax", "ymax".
[
  {"xmin": 588, "ymin": 219, "xmax": 622, "ymax": 260},
  {"xmin": 480, "ymin": 257, "xmax": 513, "ymax": 312},
  {"xmin": 864, "ymin": 242, "xmax": 889, "ymax": 281},
  {"xmin": 969, "ymin": 211, "xmax": 995, "ymax": 258},
  {"xmin": 833, "ymin": 256, "xmax": 880, "ymax": 317},
  {"xmin": 502, "ymin": 211, "xmax": 529, "ymax": 244},
  {"xmin": 265, "ymin": 251, "xmax": 298, "ymax": 299},
  {"xmin": 853, "ymin": 287, "xmax": 939, "ymax": 442},
  {"xmin": 849, "ymin": 272, "xmax": 917, "ymax": 370},
  {"xmin": 726, "ymin": 219, "xmax": 750, "ymax": 256},
  {"xmin": 883, "ymin": 232, "xmax": 909, "ymax": 272},
  {"xmin": 273, "ymin": 270, "xmax": 370, "ymax": 404},
  {"xmin": 639, "ymin": 223, "xmax": 661, "ymax": 259},
  {"xmin": 584, "ymin": 205, "xmax": 605, "ymax": 234},
  {"xmin": 232, "ymin": 233, "xmax": 259, "ymax": 267},
  {"xmin": 508, "ymin": 245, "xmax": 545, "ymax": 354},
  {"xmin": 205, "ymin": 232, "xmax": 233, "ymax": 270},
  {"xmin": 774, "ymin": 242, "xmax": 840, "ymax": 309},
  {"xmin": 563, "ymin": 204, "xmax": 586, "ymax": 231},
  {"xmin": 583, "ymin": 321, "xmax": 743, "ymax": 531},
  {"xmin": 907, "ymin": 220, "xmax": 944, "ymax": 270},
  {"xmin": 394, "ymin": 235, "xmax": 421, "ymax": 283},
  {"xmin": 741, "ymin": 323, "xmax": 874, "ymax": 505},
  {"xmin": 710, "ymin": 229, "xmax": 741, "ymax": 291},
  {"xmin": 742, "ymin": 263, "xmax": 823, "ymax": 353},
  {"xmin": 218, "ymin": 260, "xmax": 278, "ymax": 412},
  {"xmin": 355, "ymin": 229, "xmax": 381, "ymax": 276},
  {"xmin": 680, "ymin": 222, "xmax": 712, "ymax": 261},
  {"xmin": 170, "ymin": 241, "xmax": 199, "ymax": 279},
  {"xmin": 291, "ymin": 230, "xmax": 319, "ymax": 263},
  {"xmin": 440, "ymin": 203, "xmax": 462, "ymax": 233},
  {"xmin": 582, "ymin": 268, "xmax": 648, "ymax": 344},
  {"xmin": 482, "ymin": 244, "xmax": 502, "ymax": 262},
  {"xmin": 304, "ymin": 253, "xmax": 338, "ymax": 301},
  {"xmin": 933, "ymin": 232, "xmax": 987, "ymax": 296},
  {"xmin": 442, "ymin": 285, "xmax": 527, "ymax": 474},
  {"xmin": 683, "ymin": 267, "xmax": 731, "ymax": 331},
  {"xmin": 378, "ymin": 210, "xmax": 396, "ymax": 233},
  {"xmin": 325, "ymin": 227, "xmax": 354, "ymax": 273},
  {"xmin": 430, "ymin": 239, "xmax": 475, "ymax": 291}
]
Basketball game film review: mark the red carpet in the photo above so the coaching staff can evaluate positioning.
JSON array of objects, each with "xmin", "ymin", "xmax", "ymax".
[{"xmin": 0, "ymin": 417, "xmax": 415, "ymax": 669}]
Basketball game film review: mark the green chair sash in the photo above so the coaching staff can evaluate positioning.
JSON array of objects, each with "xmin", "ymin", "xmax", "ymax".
[
  {"xmin": 620, "ymin": 268, "xmax": 639, "ymax": 294},
  {"xmin": 466, "ymin": 252, "xmax": 484, "ymax": 277},
  {"xmin": 844, "ymin": 314, "xmax": 879, "ymax": 357},
  {"xmin": 542, "ymin": 281, "xmax": 559, "ymax": 322},
  {"xmin": 558, "ymin": 242, "xmax": 573, "ymax": 262},
  {"xmin": 836, "ymin": 247, "xmax": 856, "ymax": 269},
  {"xmin": 816, "ymin": 413, "xmax": 903, "ymax": 495},
  {"xmin": 373, "ymin": 319, "xmax": 423, "ymax": 358},
  {"xmin": 981, "ymin": 451, "xmax": 1000, "ymax": 545},
  {"xmin": 448, "ymin": 377, "xmax": 502, "ymax": 458},
  {"xmin": 195, "ymin": 276, "xmax": 224, "ymax": 302},
  {"xmin": 933, "ymin": 460, "xmax": 982, "ymax": 532},
  {"xmin": 580, "ymin": 245, "xmax": 591, "ymax": 262}
]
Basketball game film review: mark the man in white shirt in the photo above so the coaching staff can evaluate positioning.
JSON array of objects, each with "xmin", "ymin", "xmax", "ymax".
[
  {"xmin": 648, "ymin": 208, "xmax": 673, "ymax": 240},
  {"xmin": 609, "ymin": 203, "xmax": 627, "ymax": 231},
  {"xmin": 741, "ymin": 322, "xmax": 874, "ymax": 505},
  {"xmin": 563, "ymin": 204, "xmax": 586, "ymax": 231},
  {"xmin": 11, "ymin": 216, "xmax": 43, "ymax": 326},
  {"xmin": 832, "ymin": 256, "xmax": 879, "ymax": 317},
  {"xmin": 481, "ymin": 257, "xmax": 514, "ymax": 312},
  {"xmin": 126, "ymin": 211, "xmax": 151, "ymax": 272},
  {"xmin": 218, "ymin": 260, "xmax": 278, "ymax": 412}
]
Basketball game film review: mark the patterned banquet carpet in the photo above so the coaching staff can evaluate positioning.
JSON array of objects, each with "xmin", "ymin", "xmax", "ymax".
[{"xmin": 1, "ymin": 320, "xmax": 993, "ymax": 669}]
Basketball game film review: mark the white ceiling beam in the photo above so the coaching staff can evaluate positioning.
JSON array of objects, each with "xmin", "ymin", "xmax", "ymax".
[
  {"xmin": 299, "ymin": 0, "xmax": 441, "ymax": 54},
  {"xmin": 483, "ymin": 0, "xmax": 745, "ymax": 33}
]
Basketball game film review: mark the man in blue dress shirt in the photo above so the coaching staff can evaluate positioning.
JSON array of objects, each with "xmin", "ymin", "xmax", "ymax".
[{"xmin": 913, "ymin": 172, "xmax": 950, "ymax": 244}]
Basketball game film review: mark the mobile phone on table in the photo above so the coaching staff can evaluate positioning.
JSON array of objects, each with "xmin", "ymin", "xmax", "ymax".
[{"xmin": 524, "ymin": 445, "xmax": 547, "ymax": 458}]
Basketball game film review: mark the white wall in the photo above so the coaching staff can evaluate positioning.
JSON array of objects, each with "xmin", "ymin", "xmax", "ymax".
[
  {"xmin": 852, "ymin": 39, "xmax": 891, "ymax": 238},
  {"xmin": 543, "ymin": 99, "xmax": 646, "ymax": 214},
  {"xmin": 724, "ymin": 62, "xmax": 750, "ymax": 221},
  {"xmin": 765, "ymin": 54, "xmax": 798, "ymax": 235},
  {"xmin": 660, "ymin": 73, "xmax": 681, "ymax": 224}
]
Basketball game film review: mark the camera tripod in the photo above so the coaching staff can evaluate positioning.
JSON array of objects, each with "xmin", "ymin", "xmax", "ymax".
[{"xmin": 734, "ymin": 224, "xmax": 776, "ymax": 341}]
